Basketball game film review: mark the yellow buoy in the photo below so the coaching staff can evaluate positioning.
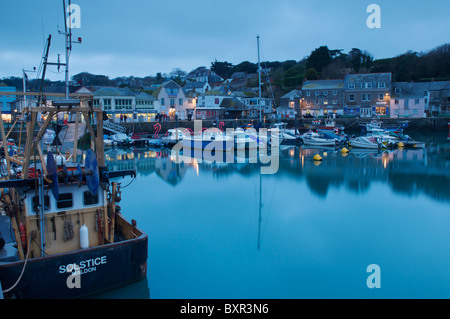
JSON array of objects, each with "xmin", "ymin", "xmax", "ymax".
[
  {"xmin": 397, "ymin": 142, "xmax": 404, "ymax": 148},
  {"xmin": 341, "ymin": 147, "xmax": 349, "ymax": 153},
  {"xmin": 313, "ymin": 154, "xmax": 322, "ymax": 161}
]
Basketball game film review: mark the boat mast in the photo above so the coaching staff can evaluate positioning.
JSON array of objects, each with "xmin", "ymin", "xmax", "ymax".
[
  {"xmin": 257, "ymin": 35, "xmax": 262, "ymax": 123},
  {"xmin": 62, "ymin": 0, "xmax": 71, "ymax": 100}
]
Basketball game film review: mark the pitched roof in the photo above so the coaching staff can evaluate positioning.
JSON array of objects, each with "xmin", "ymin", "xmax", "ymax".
[
  {"xmin": 281, "ymin": 89, "xmax": 302, "ymax": 99},
  {"xmin": 134, "ymin": 91, "xmax": 156, "ymax": 101},
  {"xmin": 220, "ymin": 98, "xmax": 244, "ymax": 111},
  {"xmin": 344, "ymin": 72, "xmax": 391, "ymax": 84},
  {"xmin": 93, "ymin": 86, "xmax": 134, "ymax": 97},
  {"xmin": 302, "ymin": 80, "xmax": 344, "ymax": 90},
  {"xmin": 184, "ymin": 82, "xmax": 209, "ymax": 89}
]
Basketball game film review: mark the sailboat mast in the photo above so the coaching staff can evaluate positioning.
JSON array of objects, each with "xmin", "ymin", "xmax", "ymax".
[{"xmin": 257, "ymin": 35, "xmax": 262, "ymax": 123}]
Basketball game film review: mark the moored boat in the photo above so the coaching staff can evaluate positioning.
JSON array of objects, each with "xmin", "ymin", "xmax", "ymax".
[
  {"xmin": 0, "ymin": 100, "xmax": 147, "ymax": 299},
  {"xmin": 349, "ymin": 136, "xmax": 384, "ymax": 149},
  {"xmin": 182, "ymin": 128, "xmax": 233, "ymax": 151},
  {"xmin": 161, "ymin": 128, "xmax": 184, "ymax": 146}
]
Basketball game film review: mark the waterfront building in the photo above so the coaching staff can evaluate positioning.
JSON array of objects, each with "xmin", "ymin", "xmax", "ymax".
[
  {"xmin": 428, "ymin": 81, "xmax": 450, "ymax": 116},
  {"xmin": 221, "ymin": 97, "xmax": 245, "ymax": 119},
  {"xmin": 390, "ymin": 82, "xmax": 429, "ymax": 118},
  {"xmin": 240, "ymin": 93, "xmax": 274, "ymax": 119},
  {"xmin": 302, "ymin": 80, "xmax": 345, "ymax": 117},
  {"xmin": 93, "ymin": 87, "xmax": 136, "ymax": 123},
  {"xmin": 343, "ymin": 73, "xmax": 391, "ymax": 117},
  {"xmin": 195, "ymin": 90, "xmax": 227, "ymax": 120},
  {"xmin": 152, "ymin": 80, "xmax": 192, "ymax": 120},
  {"xmin": 134, "ymin": 91, "xmax": 158, "ymax": 122},
  {"xmin": 277, "ymin": 89, "xmax": 302, "ymax": 119}
]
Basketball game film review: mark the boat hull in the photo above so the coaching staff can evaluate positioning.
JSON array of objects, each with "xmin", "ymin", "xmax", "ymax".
[
  {"xmin": 349, "ymin": 140, "xmax": 380, "ymax": 149},
  {"xmin": 0, "ymin": 234, "xmax": 148, "ymax": 299},
  {"xmin": 302, "ymin": 138, "xmax": 337, "ymax": 147},
  {"xmin": 182, "ymin": 138, "xmax": 233, "ymax": 151}
]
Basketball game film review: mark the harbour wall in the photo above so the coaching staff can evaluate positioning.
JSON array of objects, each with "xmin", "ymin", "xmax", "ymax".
[{"xmin": 120, "ymin": 117, "xmax": 450, "ymax": 135}]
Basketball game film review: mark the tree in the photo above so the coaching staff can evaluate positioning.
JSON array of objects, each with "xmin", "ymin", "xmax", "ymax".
[
  {"xmin": 305, "ymin": 68, "xmax": 318, "ymax": 80},
  {"xmin": 348, "ymin": 48, "xmax": 373, "ymax": 73},
  {"xmin": 234, "ymin": 61, "xmax": 258, "ymax": 74},
  {"xmin": 170, "ymin": 68, "xmax": 187, "ymax": 79},
  {"xmin": 211, "ymin": 60, "xmax": 234, "ymax": 79},
  {"xmin": 306, "ymin": 46, "xmax": 333, "ymax": 72}
]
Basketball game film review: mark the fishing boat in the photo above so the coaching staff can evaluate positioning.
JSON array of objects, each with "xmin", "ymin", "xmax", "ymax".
[
  {"xmin": 368, "ymin": 129, "xmax": 400, "ymax": 146},
  {"xmin": 316, "ymin": 117, "xmax": 345, "ymax": 132},
  {"xmin": 349, "ymin": 136, "xmax": 384, "ymax": 149},
  {"xmin": 0, "ymin": 101, "xmax": 147, "ymax": 299},
  {"xmin": 359, "ymin": 119, "xmax": 382, "ymax": 132},
  {"xmin": 0, "ymin": 10, "xmax": 147, "ymax": 298}
]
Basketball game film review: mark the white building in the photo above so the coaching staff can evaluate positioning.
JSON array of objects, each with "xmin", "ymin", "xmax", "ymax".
[{"xmin": 152, "ymin": 80, "xmax": 193, "ymax": 120}]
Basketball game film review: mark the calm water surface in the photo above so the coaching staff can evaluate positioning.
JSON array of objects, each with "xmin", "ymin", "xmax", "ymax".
[{"xmin": 92, "ymin": 131, "xmax": 450, "ymax": 299}]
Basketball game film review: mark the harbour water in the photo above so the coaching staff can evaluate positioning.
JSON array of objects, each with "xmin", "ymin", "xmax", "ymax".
[{"xmin": 91, "ymin": 130, "xmax": 450, "ymax": 299}]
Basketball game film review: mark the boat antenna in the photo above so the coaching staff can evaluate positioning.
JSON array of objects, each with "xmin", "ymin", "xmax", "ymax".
[{"xmin": 257, "ymin": 35, "xmax": 262, "ymax": 123}]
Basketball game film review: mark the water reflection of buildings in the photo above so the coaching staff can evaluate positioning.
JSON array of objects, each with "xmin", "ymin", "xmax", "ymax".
[
  {"xmin": 105, "ymin": 136, "xmax": 450, "ymax": 201},
  {"xmin": 279, "ymin": 143, "xmax": 450, "ymax": 201},
  {"xmin": 105, "ymin": 147, "xmax": 187, "ymax": 186}
]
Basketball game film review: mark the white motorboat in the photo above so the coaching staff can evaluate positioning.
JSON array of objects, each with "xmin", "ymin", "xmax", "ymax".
[
  {"xmin": 269, "ymin": 122, "xmax": 300, "ymax": 144},
  {"xmin": 111, "ymin": 133, "xmax": 133, "ymax": 145},
  {"xmin": 302, "ymin": 136, "xmax": 338, "ymax": 147},
  {"xmin": 349, "ymin": 136, "xmax": 383, "ymax": 149},
  {"xmin": 182, "ymin": 128, "xmax": 233, "ymax": 151},
  {"xmin": 161, "ymin": 128, "xmax": 184, "ymax": 146},
  {"xmin": 104, "ymin": 136, "xmax": 118, "ymax": 147}
]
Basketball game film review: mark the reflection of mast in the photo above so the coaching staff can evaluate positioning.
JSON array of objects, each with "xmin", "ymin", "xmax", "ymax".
[{"xmin": 257, "ymin": 172, "xmax": 262, "ymax": 250}]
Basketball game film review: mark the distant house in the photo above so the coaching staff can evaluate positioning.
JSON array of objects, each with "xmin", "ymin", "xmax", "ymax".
[
  {"xmin": 231, "ymin": 72, "xmax": 247, "ymax": 80},
  {"xmin": 278, "ymin": 89, "xmax": 302, "ymax": 119},
  {"xmin": 152, "ymin": 80, "xmax": 192, "ymax": 120},
  {"xmin": 390, "ymin": 82, "xmax": 429, "ymax": 118},
  {"xmin": 343, "ymin": 73, "xmax": 391, "ymax": 117},
  {"xmin": 186, "ymin": 67, "xmax": 224, "ymax": 84},
  {"xmin": 183, "ymin": 81, "xmax": 211, "ymax": 95}
]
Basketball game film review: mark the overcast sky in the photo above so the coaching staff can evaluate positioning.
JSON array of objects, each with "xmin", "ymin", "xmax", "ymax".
[{"xmin": 1, "ymin": 0, "xmax": 449, "ymax": 81}]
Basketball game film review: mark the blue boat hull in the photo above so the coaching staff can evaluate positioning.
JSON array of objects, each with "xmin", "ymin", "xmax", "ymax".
[{"xmin": 182, "ymin": 139, "xmax": 233, "ymax": 151}]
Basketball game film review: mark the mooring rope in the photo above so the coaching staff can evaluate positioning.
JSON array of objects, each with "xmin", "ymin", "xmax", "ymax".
[{"xmin": 2, "ymin": 233, "xmax": 32, "ymax": 294}]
